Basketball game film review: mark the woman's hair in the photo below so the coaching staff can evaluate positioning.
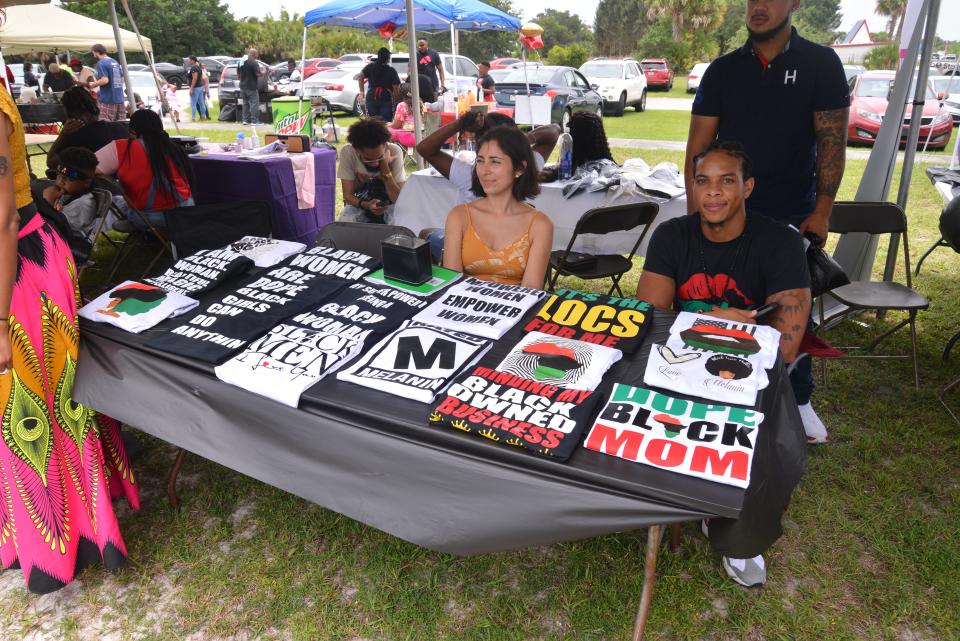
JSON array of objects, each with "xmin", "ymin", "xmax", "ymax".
[
  {"xmin": 470, "ymin": 126, "xmax": 541, "ymax": 201},
  {"xmin": 397, "ymin": 82, "xmax": 413, "ymax": 106},
  {"xmin": 61, "ymin": 85, "xmax": 100, "ymax": 118},
  {"xmin": 58, "ymin": 147, "xmax": 98, "ymax": 177},
  {"xmin": 376, "ymin": 47, "xmax": 391, "ymax": 64},
  {"xmin": 125, "ymin": 109, "xmax": 193, "ymax": 195},
  {"xmin": 569, "ymin": 112, "xmax": 613, "ymax": 169},
  {"xmin": 347, "ymin": 117, "xmax": 391, "ymax": 150},
  {"xmin": 704, "ymin": 354, "xmax": 754, "ymax": 380}
]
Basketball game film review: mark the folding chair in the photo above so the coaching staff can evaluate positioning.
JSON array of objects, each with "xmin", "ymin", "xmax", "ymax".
[
  {"xmin": 163, "ymin": 200, "xmax": 272, "ymax": 257},
  {"xmin": 315, "ymin": 221, "xmax": 414, "ymax": 259},
  {"xmin": 546, "ymin": 201, "xmax": 659, "ymax": 296},
  {"xmin": 816, "ymin": 202, "xmax": 929, "ymax": 389}
]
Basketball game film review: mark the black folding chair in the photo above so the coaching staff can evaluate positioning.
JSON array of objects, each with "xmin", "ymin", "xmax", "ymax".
[
  {"xmin": 546, "ymin": 201, "xmax": 659, "ymax": 296},
  {"xmin": 315, "ymin": 221, "xmax": 414, "ymax": 259},
  {"xmin": 163, "ymin": 200, "xmax": 273, "ymax": 258},
  {"xmin": 817, "ymin": 202, "xmax": 929, "ymax": 389}
]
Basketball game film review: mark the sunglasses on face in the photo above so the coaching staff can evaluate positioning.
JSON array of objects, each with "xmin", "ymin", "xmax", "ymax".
[{"xmin": 58, "ymin": 166, "xmax": 91, "ymax": 180}]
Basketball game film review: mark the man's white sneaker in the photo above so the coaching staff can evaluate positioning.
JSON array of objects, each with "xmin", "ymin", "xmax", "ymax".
[
  {"xmin": 798, "ymin": 402, "xmax": 828, "ymax": 444},
  {"xmin": 722, "ymin": 554, "xmax": 767, "ymax": 587}
]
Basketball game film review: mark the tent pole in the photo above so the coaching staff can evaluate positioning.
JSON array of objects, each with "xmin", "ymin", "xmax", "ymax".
[
  {"xmin": 884, "ymin": 0, "xmax": 941, "ymax": 282},
  {"xmin": 299, "ymin": 26, "xmax": 308, "ymax": 133},
  {"xmin": 450, "ymin": 23, "xmax": 455, "ymax": 73},
  {"xmin": 406, "ymin": 0, "xmax": 423, "ymax": 169},
  {"xmin": 107, "ymin": 0, "xmax": 137, "ymax": 116},
  {"xmin": 118, "ymin": 0, "xmax": 178, "ymax": 133}
]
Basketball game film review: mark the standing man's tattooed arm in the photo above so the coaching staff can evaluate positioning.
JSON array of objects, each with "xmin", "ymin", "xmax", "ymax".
[
  {"xmin": 764, "ymin": 288, "xmax": 812, "ymax": 364},
  {"xmin": 801, "ymin": 107, "xmax": 849, "ymax": 241}
]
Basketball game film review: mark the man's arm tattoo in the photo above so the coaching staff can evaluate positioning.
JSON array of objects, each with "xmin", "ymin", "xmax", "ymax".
[
  {"xmin": 814, "ymin": 108, "xmax": 848, "ymax": 199},
  {"xmin": 766, "ymin": 289, "xmax": 812, "ymax": 350},
  {"xmin": 0, "ymin": 157, "xmax": 8, "ymax": 177}
]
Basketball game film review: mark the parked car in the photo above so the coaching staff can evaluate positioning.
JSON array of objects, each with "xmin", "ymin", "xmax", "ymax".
[
  {"xmin": 301, "ymin": 63, "xmax": 366, "ymax": 115},
  {"xmin": 154, "ymin": 61, "xmax": 188, "ymax": 89},
  {"xmin": 302, "ymin": 57, "xmax": 342, "ymax": 80},
  {"xmin": 488, "ymin": 68, "xmax": 513, "ymax": 83},
  {"xmin": 687, "ymin": 62, "xmax": 710, "ymax": 93},
  {"xmin": 578, "ymin": 58, "xmax": 646, "ymax": 116},
  {"xmin": 127, "ymin": 63, "xmax": 149, "ymax": 72},
  {"xmin": 930, "ymin": 74, "xmax": 960, "ymax": 126},
  {"xmin": 489, "ymin": 57, "xmax": 521, "ymax": 70},
  {"xmin": 218, "ymin": 60, "xmax": 282, "ymax": 122},
  {"xmin": 847, "ymin": 70, "xmax": 953, "ymax": 150},
  {"xmin": 493, "ymin": 66, "xmax": 604, "ymax": 131},
  {"xmin": 388, "ymin": 52, "xmax": 480, "ymax": 95},
  {"xmin": 181, "ymin": 56, "xmax": 229, "ymax": 84},
  {"xmin": 339, "ymin": 53, "xmax": 375, "ymax": 63},
  {"xmin": 640, "ymin": 58, "xmax": 673, "ymax": 91},
  {"xmin": 842, "ymin": 64, "xmax": 865, "ymax": 83},
  {"xmin": 127, "ymin": 70, "xmax": 161, "ymax": 111}
]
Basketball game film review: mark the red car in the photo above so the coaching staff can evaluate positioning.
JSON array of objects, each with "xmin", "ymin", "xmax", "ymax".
[
  {"xmin": 848, "ymin": 71, "xmax": 953, "ymax": 150},
  {"xmin": 489, "ymin": 57, "xmax": 521, "ymax": 70},
  {"xmin": 640, "ymin": 58, "xmax": 673, "ymax": 91},
  {"xmin": 302, "ymin": 58, "xmax": 341, "ymax": 80}
]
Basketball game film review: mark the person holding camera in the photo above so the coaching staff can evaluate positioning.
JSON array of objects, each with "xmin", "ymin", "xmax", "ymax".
[{"xmin": 337, "ymin": 119, "xmax": 406, "ymax": 224}]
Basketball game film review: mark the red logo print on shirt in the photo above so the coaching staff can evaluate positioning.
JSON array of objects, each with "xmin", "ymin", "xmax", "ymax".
[{"xmin": 678, "ymin": 273, "xmax": 754, "ymax": 309}]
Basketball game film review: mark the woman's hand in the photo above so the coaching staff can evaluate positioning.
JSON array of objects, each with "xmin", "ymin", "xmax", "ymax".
[{"xmin": 0, "ymin": 329, "xmax": 11, "ymax": 375}]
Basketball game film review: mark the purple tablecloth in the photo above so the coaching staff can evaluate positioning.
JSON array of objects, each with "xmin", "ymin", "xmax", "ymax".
[{"xmin": 189, "ymin": 147, "xmax": 337, "ymax": 245}]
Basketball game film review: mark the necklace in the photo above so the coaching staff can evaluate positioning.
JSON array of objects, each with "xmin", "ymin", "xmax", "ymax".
[{"xmin": 697, "ymin": 220, "xmax": 748, "ymax": 306}]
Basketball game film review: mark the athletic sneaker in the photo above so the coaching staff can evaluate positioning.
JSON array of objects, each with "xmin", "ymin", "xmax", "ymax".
[
  {"xmin": 798, "ymin": 402, "xmax": 828, "ymax": 444},
  {"xmin": 722, "ymin": 554, "xmax": 767, "ymax": 587}
]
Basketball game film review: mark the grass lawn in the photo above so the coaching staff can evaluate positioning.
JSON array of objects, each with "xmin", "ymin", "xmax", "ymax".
[
  {"xmin": 602, "ymin": 110, "xmax": 691, "ymax": 142},
  {"xmin": 12, "ymin": 138, "xmax": 960, "ymax": 640}
]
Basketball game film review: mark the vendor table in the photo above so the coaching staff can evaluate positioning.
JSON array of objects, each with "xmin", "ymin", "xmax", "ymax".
[
  {"xmin": 189, "ymin": 147, "xmax": 336, "ymax": 246},
  {"xmin": 394, "ymin": 168, "xmax": 687, "ymax": 253},
  {"xmin": 439, "ymin": 108, "xmax": 514, "ymax": 127},
  {"xmin": 74, "ymin": 278, "xmax": 804, "ymax": 637}
]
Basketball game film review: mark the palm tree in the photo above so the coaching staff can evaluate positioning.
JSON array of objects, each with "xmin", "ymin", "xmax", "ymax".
[
  {"xmin": 645, "ymin": 0, "xmax": 727, "ymax": 42},
  {"xmin": 875, "ymin": 0, "xmax": 907, "ymax": 42}
]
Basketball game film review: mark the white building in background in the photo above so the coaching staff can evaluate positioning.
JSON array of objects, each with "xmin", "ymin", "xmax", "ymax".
[{"xmin": 831, "ymin": 19, "xmax": 886, "ymax": 64}]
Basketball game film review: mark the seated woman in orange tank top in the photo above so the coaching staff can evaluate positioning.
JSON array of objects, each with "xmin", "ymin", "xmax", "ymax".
[{"xmin": 442, "ymin": 126, "xmax": 553, "ymax": 288}]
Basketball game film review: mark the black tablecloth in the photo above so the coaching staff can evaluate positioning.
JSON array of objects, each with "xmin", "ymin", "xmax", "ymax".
[{"xmin": 74, "ymin": 281, "xmax": 806, "ymax": 558}]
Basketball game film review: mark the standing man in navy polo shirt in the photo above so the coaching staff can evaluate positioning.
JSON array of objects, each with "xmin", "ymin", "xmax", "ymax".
[{"xmin": 686, "ymin": 0, "xmax": 849, "ymax": 445}]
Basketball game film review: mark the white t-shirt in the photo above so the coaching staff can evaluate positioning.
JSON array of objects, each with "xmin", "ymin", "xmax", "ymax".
[
  {"xmin": 337, "ymin": 321, "xmax": 491, "ymax": 403},
  {"xmin": 666, "ymin": 312, "xmax": 780, "ymax": 370},
  {"xmin": 79, "ymin": 281, "xmax": 198, "ymax": 333},
  {"xmin": 412, "ymin": 277, "xmax": 544, "ymax": 340},
  {"xmin": 449, "ymin": 151, "xmax": 546, "ymax": 204},
  {"xmin": 495, "ymin": 331, "xmax": 622, "ymax": 392},
  {"xmin": 229, "ymin": 236, "xmax": 307, "ymax": 267},
  {"xmin": 644, "ymin": 343, "xmax": 766, "ymax": 407}
]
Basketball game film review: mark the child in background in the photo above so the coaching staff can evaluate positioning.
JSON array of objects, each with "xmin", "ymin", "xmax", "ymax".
[
  {"xmin": 159, "ymin": 75, "xmax": 180, "ymax": 123},
  {"xmin": 42, "ymin": 147, "xmax": 107, "ymax": 242},
  {"xmin": 389, "ymin": 82, "xmax": 422, "ymax": 149}
]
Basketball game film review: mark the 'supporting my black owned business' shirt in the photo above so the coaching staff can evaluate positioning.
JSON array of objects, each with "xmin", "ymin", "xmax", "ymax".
[{"xmin": 145, "ymin": 246, "xmax": 381, "ymax": 363}]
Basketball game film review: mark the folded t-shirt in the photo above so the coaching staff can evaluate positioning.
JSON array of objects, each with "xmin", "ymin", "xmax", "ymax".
[
  {"xmin": 146, "ymin": 246, "xmax": 381, "ymax": 363},
  {"xmin": 229, "ymin": 236, "xmax": 307, "ymax": 267},
  {"xmin": 644, "ymin": 343, "xmax": 766, "ymax": 406},
  {"xmin": 214, "ymin": 283, "xmax": 429, "ymax": 407},
  {"xmin": 429, "ymin": 365, "xmax": 602, "ymax": 461},
  {"xmin": 494, "ymin": 332, "xmax": 622, "ymax": 392},
  {"xmin": 412, "ymin": 277, "xmax": 545, "ymax": 340},
  {"xmin": 79, "ymin": 281, "xmax": 198, "ymax": 333},
  {"xmin": 146, "ymin": 247, "xmax": 254, "ymax": 297},
  {"xmin": 666, "ymin": 312, "xmax": 780, "ymax": 370},
  {"xmin": 523, "ymin": 289, "xmax": 652, "ymax": 353},
  {"xmin": 338, "ymin": 321, "xmax": 491, "ymax": 404}
]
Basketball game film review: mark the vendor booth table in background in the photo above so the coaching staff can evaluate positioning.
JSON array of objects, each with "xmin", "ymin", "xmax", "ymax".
[
  {"xmin": 189, "ymin": 147, "xmax": 337, "ymax": 246},
  {"xmin": 395, "ymin": 168, "xmax": 687, "ymax": 253},
  {"xmin": 25, "ymin": 133, "xmax": 58, "ymax": 166},
  {"xmin": 74, "ymin": 281, "xmax": 804, "ymax": 637}
]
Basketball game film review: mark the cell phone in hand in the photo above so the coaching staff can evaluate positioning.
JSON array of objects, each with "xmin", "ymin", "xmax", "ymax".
[{"xmin": 753, "ymin": 302, "xmax": 779, "ymax": 319}]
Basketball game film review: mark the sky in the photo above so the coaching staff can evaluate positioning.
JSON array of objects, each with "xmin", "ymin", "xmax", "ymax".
[{"xmin": 223, "ymin": 0, "xmax": 960, "ymax": 41}]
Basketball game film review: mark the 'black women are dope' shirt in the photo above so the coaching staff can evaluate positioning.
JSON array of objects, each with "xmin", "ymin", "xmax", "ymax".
[
  {"xmin": 146, "ymin": 247, "xmax": 381, "ymax": 363},
  {"xmin": 642, "ymin": 213, "xmax": 810, "ymax": 314}
]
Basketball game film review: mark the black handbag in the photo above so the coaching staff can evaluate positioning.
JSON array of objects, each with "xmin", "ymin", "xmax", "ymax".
[
  {"xmin": 560, "ymin": 251, "xmax": 597, "ymax": 270},
  {"xmin": 806, "ymin": 241, "xmax": 849, "ymax": 297}
]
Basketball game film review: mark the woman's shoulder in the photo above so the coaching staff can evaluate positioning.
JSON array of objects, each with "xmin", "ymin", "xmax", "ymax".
[{"xmin": 528, "ymin": 208, "xmax": 553, "ymax": 227}]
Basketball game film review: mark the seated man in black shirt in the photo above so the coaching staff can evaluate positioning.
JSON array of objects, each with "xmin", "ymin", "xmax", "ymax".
[
  {"xmin": 635, "ymin": 140, "xmax": 811, "ymax": 588},
  {"xmin": 42, "ymin": 62, "xmax": 75, "ymax": 93}
]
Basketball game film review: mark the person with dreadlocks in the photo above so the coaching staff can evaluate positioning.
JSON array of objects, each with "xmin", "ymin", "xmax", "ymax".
[
  {"xmin": 568, "ymin": 111, "xmax": 613, "ymax": 172},
  {"xmin": 95, "ymin": 108, "xmax": 194, "ymax": 228},
  {"xmin": 46, "ymin": 85, "xmax": 129, "ymax": 172}
]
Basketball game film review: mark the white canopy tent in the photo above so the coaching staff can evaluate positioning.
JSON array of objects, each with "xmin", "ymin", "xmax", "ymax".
[{"xmin": 0, "ymin": 3, "xmax": 151, "ymax": 55}]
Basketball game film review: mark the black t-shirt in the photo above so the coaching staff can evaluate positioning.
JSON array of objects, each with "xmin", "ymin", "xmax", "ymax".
[
  {"xmin": 524, "ymin": 289, "xmax": 652, "ymax": 353},
  {"xmin": 361, "ymin": 62, "xmax": 401, "ymax": 93},
  {"xmin": 24, "ymin": 70, "xmax": 39, "ymax": 88},
  {"xmin": 145, "ymin": 246, "xmax": 381, "ymax": 363},
  {"xmin": 240, "ymin": 58, "xmax": 261, "ymax": 92},
  {"xmin": 55, "ymin": 121, "xmax": 129, "ymax": 157},
  {"xmin": 417, "ymin": 48, "xmax": 442, "ymax": 86},
  {"xmin": 417, "ymin": 73, "xmax": 436, "ymax": 102},
  {"xmin": 477, "ymin": 74, "xmax": 495, "ymax": 100},
  {"xmin": 643, "ymin": 212, "xmax": 809, "ymax": 313},
  {"xmin": 189, "ymin": 64, "xmax": 202, "ymax": 89},
  {"xmin": 692, "ymin": 28, "xmax": 850, "ymax": 224},
  {"xmin": 145, "ymin": 247, "xmax": 254, "ymax": 297},
  {"xmin": 44, "ymin": 72, "xmax": 73, "ymax": 93}
]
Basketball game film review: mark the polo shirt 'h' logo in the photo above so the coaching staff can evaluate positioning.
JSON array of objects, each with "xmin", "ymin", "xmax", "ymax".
[{"xmin": 784, "ymin": 69, "xmax": 798, "ymax": 85}]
